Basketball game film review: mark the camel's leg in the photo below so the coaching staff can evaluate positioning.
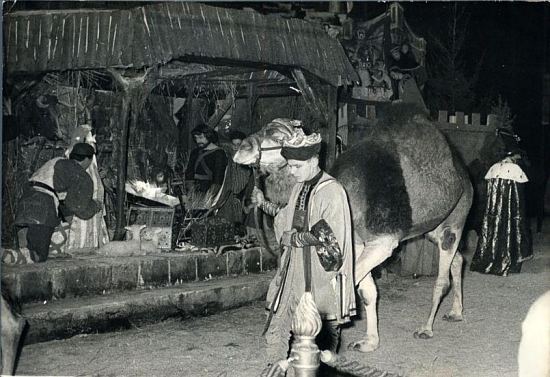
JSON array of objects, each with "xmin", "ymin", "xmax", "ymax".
[
  {"xmin": 413, "ymin": 228, "xmax": 458, "ymax": 339},
  {"xmin": 443, "ymin": 251, "xmax": 464, "ymax": 322},
  {"xmin": 1, "ymin": 295, "xmax": 25, "ymax": 376},
  {"xmin": 350, "ymin": 272, "xmax": 379, "ymax": 352},
  {"xmin": 414, "ymin": 181, "xmax": 471, "ymax": 339},
  {"xmin": 349, "ymin": 235, "xmax": 399, "ymax": 352}
]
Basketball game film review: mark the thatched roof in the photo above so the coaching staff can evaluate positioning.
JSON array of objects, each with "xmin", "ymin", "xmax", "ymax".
[{"xmin": 4, "ymin": 2, "xmax": 359, "ymax": 87}]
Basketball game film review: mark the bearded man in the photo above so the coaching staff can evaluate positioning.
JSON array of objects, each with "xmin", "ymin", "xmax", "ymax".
[
  {"xmin": 252, "ymin": 128, "xmax": 356, "ymax": 361},
  {"xmin": 185, "ymin": 124, "xmax": 228, "ymax": 202}
]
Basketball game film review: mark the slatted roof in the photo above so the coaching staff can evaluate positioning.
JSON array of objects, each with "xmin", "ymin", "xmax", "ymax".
[{"xmin": 4, "ymin": 2, "xmax": 359, "ymax": 87}]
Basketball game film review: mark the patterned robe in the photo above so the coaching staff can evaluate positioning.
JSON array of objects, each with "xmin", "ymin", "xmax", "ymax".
[{"xmin": 265, "ymin": 172, "xmax": 356, "ymax": 358}]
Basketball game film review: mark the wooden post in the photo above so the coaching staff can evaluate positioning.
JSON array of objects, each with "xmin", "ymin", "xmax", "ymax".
[
  {"xmin": 207, "ymin": 98, "xmax": 232, "ymax": 129},
  {"xmin": 108, "ymin": 68, "xmax": 155, "ymax": 240},
  {"xmin": 325, "ymin": 86, "xmax": 338, "ymax": 170},
  {"xmin": 114, "ymin": 93, "xmax": 131, "ymax": 240},
  {"xmin": 248, "ymin": 83, "xmax": 258, "ymax": 131},
  {"xmin": 185, "ymin": 90, "xmax": 195, "ymax": 152}
]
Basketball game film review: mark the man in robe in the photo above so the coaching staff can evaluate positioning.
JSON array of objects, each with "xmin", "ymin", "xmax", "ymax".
[
  {"xmin": 252, "ymin": 128, "xmax": 356, "ymax": 361},
  {"xmin": 5, "ymin": 143, "xmax": 102, "ymax": 264},
  {"xmin": 185, "ymin": 124, "xmax": 228, "ymax": 206}
]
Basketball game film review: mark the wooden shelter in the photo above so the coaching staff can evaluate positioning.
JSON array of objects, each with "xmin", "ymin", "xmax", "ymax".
[{"xmin": 3, "ymin": 2, "xmax": 359, "ymax": 242}]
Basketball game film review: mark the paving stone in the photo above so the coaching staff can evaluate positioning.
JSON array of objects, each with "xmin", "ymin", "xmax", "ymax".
[
  {"xmin": 2, "ymin": 250, "xmax": 276, "ymax": 304},
  {"xmin": 22, "ymin": 273, "xmax": 274, "ymax": 344},
  {"xmin": 226, "ymin": 250, "xmax": 244, "ymax": 275},
  {"xmin": 15, "ymin": 267, "xmax": 52, "ymax": 303},
  {"xmin": 244, "ymin": 247, "xmax": 262, "ymax": 273},
  {"xmin": 138, "ymin": 257, "xmax": 170, "ymax": 287},
  {"xmin": 109, "ymin": 261, "xmax": 140, "ymax": 291},
  {"xmin": 196, "ymin": 253, "xmax": 227, "ymax": 280},
  {"xmin": 164, "ymin": 254, "xmax": 197, "ymax": 283},
  {"xmin": 55, "ymin": 262, "xmax": 113, "ymax": 298}
]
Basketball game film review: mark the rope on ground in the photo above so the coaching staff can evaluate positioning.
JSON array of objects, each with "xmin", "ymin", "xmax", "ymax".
[
  {"xmin": 259, "ymin": 359, "xmax": 290, "ymax": 377},
  {"xmin": 321, "ymin": 350, "xmax": 403, "ymax": 377}
]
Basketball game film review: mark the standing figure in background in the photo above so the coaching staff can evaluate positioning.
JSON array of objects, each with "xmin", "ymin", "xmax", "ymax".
[
  {"xmin": 61, "ymin": 125, "xmax": 110, "ymax": 253},
  {"xmin": 185, "ymin": 124, "xmax": 228, "ymax": 205},
  {"xmin": 470, "ymin": 151, "xmax": 533, "ymax": 276},
  {"xmin": 228, "ymin": 130, "xmax": 247, "ymax": 154},
  {"xmin": 227, "ymin": 130, "xmax": 254, "ymax": 233},
  {"xmin": 252, "ymin": 128, "xmax": 356, "ymax": 361}
]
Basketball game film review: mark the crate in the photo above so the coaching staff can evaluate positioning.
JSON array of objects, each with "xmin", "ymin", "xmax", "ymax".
[
  {"xmin": 189, "ymin": 216, "xmax": 235, "ymax": 247},
  {"xmin": 127, "ymin": 206, "xmax": 175, "ymax": 249}
]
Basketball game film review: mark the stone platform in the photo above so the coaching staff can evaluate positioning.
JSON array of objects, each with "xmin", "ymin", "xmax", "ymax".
[{"xmin": 1, "ymin": 248, "xmax": 278, "ymax": 344}]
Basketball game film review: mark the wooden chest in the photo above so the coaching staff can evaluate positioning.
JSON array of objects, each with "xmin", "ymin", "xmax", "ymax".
[
  {"xmin": 189, "ymin": 216, "xmax": 235, "ymax": 247},
  {"xmin": 127, "ymin": 206, "xmax": 175, "ymax": 249}
]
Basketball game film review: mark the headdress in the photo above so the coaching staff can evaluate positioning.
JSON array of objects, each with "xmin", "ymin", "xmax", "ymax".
[
  {"xmin": 70, "ymin": 142, "xmax": 95, "ymax": 158},
  {"xmin": 281, "ymin": 128, "xmax": 322, "ymax": 161}
]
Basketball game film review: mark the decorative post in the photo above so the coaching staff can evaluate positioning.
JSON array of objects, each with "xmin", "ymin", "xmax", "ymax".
[{"xmin": 289, "ymin": 292, "xmax": 322, "ymax": 377}]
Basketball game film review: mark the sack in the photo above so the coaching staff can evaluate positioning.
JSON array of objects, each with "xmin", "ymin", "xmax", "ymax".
[{"xmin": 189, "ymin": 216, "xmax": 235, "ymax": 247}]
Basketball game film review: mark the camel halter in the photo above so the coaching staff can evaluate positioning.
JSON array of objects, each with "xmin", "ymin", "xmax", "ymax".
[{"xmin": 254, "ymin": 144, "xmax": 283, "ymax": 168}]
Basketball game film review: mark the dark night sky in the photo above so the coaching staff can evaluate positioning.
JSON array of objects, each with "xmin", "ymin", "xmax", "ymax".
[{"xmin": 355, "ymin": 2, "xmax": 548, "ymax": 165}]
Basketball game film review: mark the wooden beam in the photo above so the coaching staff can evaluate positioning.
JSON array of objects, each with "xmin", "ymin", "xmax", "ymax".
[
  {"xmin": 324, "ymin": 85, "xmax": 338, "ymax": 170},
  {"xmin": 291, "ymin": 69, "xmax": 328, "ymax": 122},
  {"xmin": 235, "ymin": 83, "xmax": 299, "ymax": 99},
  {"xmin": 247, "ymin": 82, "xmax": 258, "ymax": 130}
]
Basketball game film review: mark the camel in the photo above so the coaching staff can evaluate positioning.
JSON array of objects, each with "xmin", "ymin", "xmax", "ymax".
[
  {"xmin": 1, "ymin": 287, "xmax": 26, "ymax": 375},
  {"xmin": 233, "ymin": 104, "xmax": 473, "ymax": 352}
]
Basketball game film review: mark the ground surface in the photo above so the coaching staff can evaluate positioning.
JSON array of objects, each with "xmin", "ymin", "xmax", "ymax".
[{"xmin": 15, "ymin": 229, "xmax": 549, "ymax": 377}]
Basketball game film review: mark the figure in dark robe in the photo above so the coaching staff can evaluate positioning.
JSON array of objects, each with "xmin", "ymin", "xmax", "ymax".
[
  {"xmin": 470, "ymin": 153, "xmax": 533, "ymax": 276},
  {"xmin": 185, "ymin": 124, "xmax": 228, "ymax": 199}
]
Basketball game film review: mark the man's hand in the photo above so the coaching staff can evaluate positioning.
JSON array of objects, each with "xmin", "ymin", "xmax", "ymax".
[
  {"xmin": 251, "ymin": 187, "xmax": 265, "ymax": 207},
  {"xmin": 280, "ymin": 229, "xmax": 297, "ymax": 247}
]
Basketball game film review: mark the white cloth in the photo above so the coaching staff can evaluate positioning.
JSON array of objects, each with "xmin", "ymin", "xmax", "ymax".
[{"xmin": 485, "ymin": 161, "xmax": 528, "ymax": 183}]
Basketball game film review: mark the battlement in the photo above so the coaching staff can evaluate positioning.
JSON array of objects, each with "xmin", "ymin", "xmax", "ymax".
[{"xmin": 436, "ymin": 110, "xmax": 499, "ymax": 133}]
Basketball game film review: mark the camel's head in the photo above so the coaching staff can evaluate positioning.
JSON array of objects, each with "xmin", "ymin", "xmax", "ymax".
[{"xmin": 233, "ymin": 118, "xmax": 302, "ymax": 173}]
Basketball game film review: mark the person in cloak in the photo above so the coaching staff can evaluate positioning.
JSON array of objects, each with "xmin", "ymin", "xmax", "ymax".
[
  {"xmin": 4, "ymin": 143, "xmax": 102, "ymax": 264},
  {"xmin": 470, "ymin": 150, "xmax": 533, "ymax": 276},
  {"xmin": 251, "ymin": 128, "xmax": 356, "ymax": 361},
  {"xmin": 60, "ymin": 125, "xmax": 110, "ymax": 253},
  {"xmin": 184, "ymin": 124, "xmax": 228, "ymax": 205}
]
